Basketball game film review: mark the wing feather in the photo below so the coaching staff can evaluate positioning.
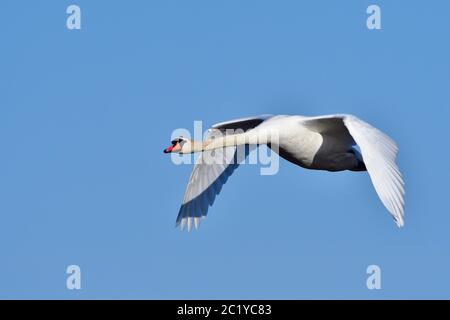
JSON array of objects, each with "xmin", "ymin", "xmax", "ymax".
[
  {"xmin": 343, "ymin": 115, "xmax": 405, "ymax": 227},
  {"xmin": 176, "ymin": 115, "xmax": 272, "ymax": 231},
  {"xmin": 302, "ymin": 114, "xmax": 405, "ymax": 227}
]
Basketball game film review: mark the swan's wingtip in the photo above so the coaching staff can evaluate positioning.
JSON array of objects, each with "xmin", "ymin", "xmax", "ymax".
[
  {"xmin": 175, "ymin": 217, "xmax": 202, "ymax": 232},
  {"xmin": 395, "ymin": 218, "xmax": 405, "ymax": 228}
]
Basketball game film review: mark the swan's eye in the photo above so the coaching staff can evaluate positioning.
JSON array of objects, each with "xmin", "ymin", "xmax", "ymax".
[{"xmin": 171, "ymin": 138, "xmax": 184, "ymax": 145}]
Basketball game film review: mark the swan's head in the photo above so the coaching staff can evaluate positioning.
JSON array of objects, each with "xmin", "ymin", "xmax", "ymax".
[{"xmin": 163, "ymin": 137, "xmax": 191, "ymax": 154}]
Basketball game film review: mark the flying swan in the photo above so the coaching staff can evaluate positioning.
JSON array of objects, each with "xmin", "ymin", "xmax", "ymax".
[{"xmin": 164, "ymin": 114, "xmax": 405, "ymax": 231}]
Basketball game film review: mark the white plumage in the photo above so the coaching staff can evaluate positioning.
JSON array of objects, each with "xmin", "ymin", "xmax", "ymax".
[{"xmin": 165, "ymin": 114, "xmax": 405, "ymax": 231}]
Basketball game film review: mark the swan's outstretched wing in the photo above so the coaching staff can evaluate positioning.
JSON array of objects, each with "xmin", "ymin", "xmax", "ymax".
[
  {"xmin": 302, "ymin": 114, "xmax": 405, "ymax": 227},
  {"xmin": 176, "ymin": 139, "xmax": 240, "ymax": 231},
  {"xmin": 176, "ymin": 115, "xmax": 273, "ymax": 231},
  {"xmin": 211, "ymin": 114, "xmax": 273, "ymax": 132}
]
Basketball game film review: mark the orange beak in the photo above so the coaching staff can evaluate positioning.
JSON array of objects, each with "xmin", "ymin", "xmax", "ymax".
[
  {"xmin": 164, "ymin": 142, "xmax": 181, "ymax": 153},
  {"xmin": 164, "ymin": 145, "xmax": 174, "ymax": 153}
]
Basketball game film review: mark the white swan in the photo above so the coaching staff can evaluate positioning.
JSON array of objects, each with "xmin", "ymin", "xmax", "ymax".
[{"xmin": 164, "ymin": 114, "xmax": 405, "ymax": 231}]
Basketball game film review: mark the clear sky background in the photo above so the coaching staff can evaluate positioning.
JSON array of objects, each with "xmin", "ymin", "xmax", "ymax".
[{"xmin": 1, "ymin": 0, "xmax": 449, "ymax": 299}]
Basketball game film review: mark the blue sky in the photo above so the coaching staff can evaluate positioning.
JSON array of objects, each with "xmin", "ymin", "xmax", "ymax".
[{"xmin": 1, "ymin": 0, "xmax": 449, "ymax": 299}]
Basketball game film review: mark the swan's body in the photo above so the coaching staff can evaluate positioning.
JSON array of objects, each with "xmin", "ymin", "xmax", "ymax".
[{"xmin": 164, "ymin": 114, "xmax": 405, "ymax": 231}]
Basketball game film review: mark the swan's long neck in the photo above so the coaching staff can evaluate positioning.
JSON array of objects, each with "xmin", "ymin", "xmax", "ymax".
[
  {"xmin": 186, "ymin": 132, "xmax": 254, "ymax": 153},
  {"xmin": 184, "ymin": 129, "xmax": 276, "ymax": 154},
  {"xmin": 203, "ymin": 133, "xmax": 249, "ymax": 151}
]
